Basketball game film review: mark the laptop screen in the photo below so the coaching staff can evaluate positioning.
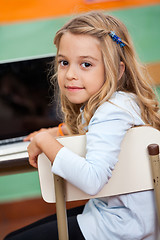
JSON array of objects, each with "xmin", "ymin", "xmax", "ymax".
[{"xmin": 0, "ymin": 56, "xmax": 61, "ymax": 140}]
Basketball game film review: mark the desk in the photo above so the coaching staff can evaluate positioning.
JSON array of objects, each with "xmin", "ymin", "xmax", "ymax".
[
  {"xmin": 0, "ymin": 157, "xmax": 35, "ymax": 175},
  {"xmin": 0, "ymin": 153, "xmax": 35, "ymax": 175}
]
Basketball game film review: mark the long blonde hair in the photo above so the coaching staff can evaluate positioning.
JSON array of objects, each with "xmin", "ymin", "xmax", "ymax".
[{"xmin": 51, "ymin": 11, "xmax": 160, "ymax": 134}]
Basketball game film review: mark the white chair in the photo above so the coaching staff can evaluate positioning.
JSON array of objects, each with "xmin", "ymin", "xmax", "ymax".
[{"xmin": 38, "ymin": 126, "xmax": 160, "ymax": 240}]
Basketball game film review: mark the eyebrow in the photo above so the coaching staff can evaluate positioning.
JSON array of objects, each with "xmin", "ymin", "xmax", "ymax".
[
  {"xmin": 57, "ymin": 54, "xmax": 65, "ymax": 58},
  {"xmin": 79, "ymin": 56, "xmax": 99, "ymax": 62},
  {"xmin": 57, "ymin": 54, "xmax": 98, "ymax": 62}
]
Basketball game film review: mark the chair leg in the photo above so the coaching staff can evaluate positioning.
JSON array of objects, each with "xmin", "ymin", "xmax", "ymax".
[
  {"xmin": 148, "ymin": 144, "xmax": 160, "ymax": 225},
  {"xmin": 54, "ymin": 174, "xmax": 69, "ymax": 240}
]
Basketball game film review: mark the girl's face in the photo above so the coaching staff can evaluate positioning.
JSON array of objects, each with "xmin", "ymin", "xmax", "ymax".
[{"xmin": 57, "ymin": 32, "xmax": 105, "ymax": 104}]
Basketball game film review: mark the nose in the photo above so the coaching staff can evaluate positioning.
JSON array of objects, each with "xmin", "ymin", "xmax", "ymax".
[{"xmin": 66, "ymin": 64, "xmax": 78, "ymax": 80}]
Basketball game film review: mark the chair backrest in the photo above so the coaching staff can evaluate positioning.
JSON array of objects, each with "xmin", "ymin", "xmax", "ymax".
[
  {"xmin": 38, "ymin": 126, "xmax": 160, "ymax": 203},
  {"xmin": 38, "ymin": 126, "xmax": 160, "ymax": 240}
]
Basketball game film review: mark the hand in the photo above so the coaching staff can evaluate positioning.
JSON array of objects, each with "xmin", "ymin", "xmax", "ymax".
[
  {"xmin": 23, "ymin": 124, "xmax": 69, "ymax": 142},
  {"xmin": 27, "ymin": 133, "xmax": 43, "ymax": 168},
  {"xmin": 28, "ymin": 131, "xmax": 63, "ymax": 168},
  {"xmin": 23, "ymin": 127, "xmax": 59, "ymax": 141},
  {"xmin": 24, "ymin": 128, "xmax": 47, "ymax": 141}
]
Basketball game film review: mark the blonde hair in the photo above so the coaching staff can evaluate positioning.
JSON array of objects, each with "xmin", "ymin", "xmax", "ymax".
[{"xmin": 51, "ymin": 11, "xmax": 160, "ymax": 134}]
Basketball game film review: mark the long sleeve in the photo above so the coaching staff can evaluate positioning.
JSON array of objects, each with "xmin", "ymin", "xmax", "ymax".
[{"xmin": 52, "ymin": 92, "xmax": 144, "ymax": 195}]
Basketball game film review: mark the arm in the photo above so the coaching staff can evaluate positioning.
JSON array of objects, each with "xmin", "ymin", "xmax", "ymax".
[{"xmin": 52, "ymin": 94, "xmax": 144, "ymax": 195}]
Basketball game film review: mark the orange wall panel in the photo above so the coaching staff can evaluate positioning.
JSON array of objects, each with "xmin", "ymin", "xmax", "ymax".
[{"xmin": 0, "ymin": 0, "xmax": 160, "ymax": 23}]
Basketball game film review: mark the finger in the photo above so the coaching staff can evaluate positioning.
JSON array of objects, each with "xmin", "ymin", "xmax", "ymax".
[
  {"xmin": 23, "ymin": 136, "xmax": 30, "ymax": 141},
  {"xmin": 23, "ymin": 134, "xmax": 32, "ymax": 141},
  {"xmin": 29, "ymin": 156, "xmax": 38, "ymax": 168},
  {"xmin": 23, "ymin": 132, "xmax": 37, "ymax": 141}
]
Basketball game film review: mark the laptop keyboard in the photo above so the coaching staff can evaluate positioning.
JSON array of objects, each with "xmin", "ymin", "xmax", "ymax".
[
  {"xmin": 0, "ymin": 136, "xmax": 26, "ymax": 146},
  {"xmin": 0, "ymin": 138, "xmax": 30, "ymax": 156}
]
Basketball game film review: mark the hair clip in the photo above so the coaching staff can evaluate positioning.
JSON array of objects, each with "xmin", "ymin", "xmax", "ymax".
[{"xmin": 109, "ymin": 31, "xmax": 125, "ymax": 48}]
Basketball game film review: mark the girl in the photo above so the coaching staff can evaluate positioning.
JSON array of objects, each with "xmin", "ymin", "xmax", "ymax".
[{"xmin": 5, "ymin": 11, "xmax": 160, "ymax": 240}]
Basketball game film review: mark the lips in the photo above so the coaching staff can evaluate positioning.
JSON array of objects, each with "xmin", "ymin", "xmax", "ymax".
[{"xmin": 65, "ymin": 86, "xmax": 84, "ymax": 91}]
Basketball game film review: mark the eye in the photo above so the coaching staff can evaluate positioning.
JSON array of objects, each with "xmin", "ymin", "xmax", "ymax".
[
  {"xmin": 81, "ymin": 62, "xmax": 92, "ymax": 68},
  {"xmin": 59, "ymin": 60, "xmax": 68, "ymax": 66}
]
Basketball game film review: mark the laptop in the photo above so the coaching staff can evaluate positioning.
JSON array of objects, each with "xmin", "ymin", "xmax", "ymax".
[{"xmin": 0, "ymin": 55, "xmax": 61, "ymax": 160}]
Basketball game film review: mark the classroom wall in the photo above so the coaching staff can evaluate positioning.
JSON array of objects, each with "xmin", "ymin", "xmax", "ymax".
[
  {"xmin": 0, "ymin": 1, "xmax": 160, "ymax": 203},
  {"xmin": 0, "ymin": 4, "xmax": 160, "ymax": 64},
  {"xmin": 1, "ymin": 0, "xmax": 159, "ymax": 24}
]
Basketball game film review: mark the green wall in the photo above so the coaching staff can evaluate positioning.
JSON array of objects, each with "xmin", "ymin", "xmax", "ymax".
[
  {"xmin": 0, "ymin": 171, "xmax": 40, "ymax": 202},
  {"xmin": 0, "ymin": 4, "xmax": 160, "ymax": 203},
  {"xmin": 0, "ymin": 5, "xmax": 160, "ymax": 63}
]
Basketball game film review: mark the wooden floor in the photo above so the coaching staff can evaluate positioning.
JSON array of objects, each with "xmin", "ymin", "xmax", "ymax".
[
  {"xmin": 0, "ymin": 197, "xmax": 87, "ymax": 240},
  {"xmin": 1, "ymin": 214, "xmax": 47, "ymax": 240}
]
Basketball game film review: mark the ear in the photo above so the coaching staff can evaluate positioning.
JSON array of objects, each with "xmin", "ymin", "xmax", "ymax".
[{"xmin": 118, "ymin": 61, "xmax": 125, "ymax": 80}]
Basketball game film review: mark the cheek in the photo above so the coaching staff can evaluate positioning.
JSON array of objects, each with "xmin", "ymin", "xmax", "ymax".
[
  {"xmin": 92, "ymin": 82, "xmax": 104, "ymax": 93},
  {"xmin": 91, "ymin": 75, "xmax": 105, "ymax": 91}
]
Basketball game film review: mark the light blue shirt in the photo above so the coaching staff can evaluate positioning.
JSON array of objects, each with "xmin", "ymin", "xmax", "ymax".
[{"xmin": 52, "ymin": 91, "xmax": 158, "ymax": 240}]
